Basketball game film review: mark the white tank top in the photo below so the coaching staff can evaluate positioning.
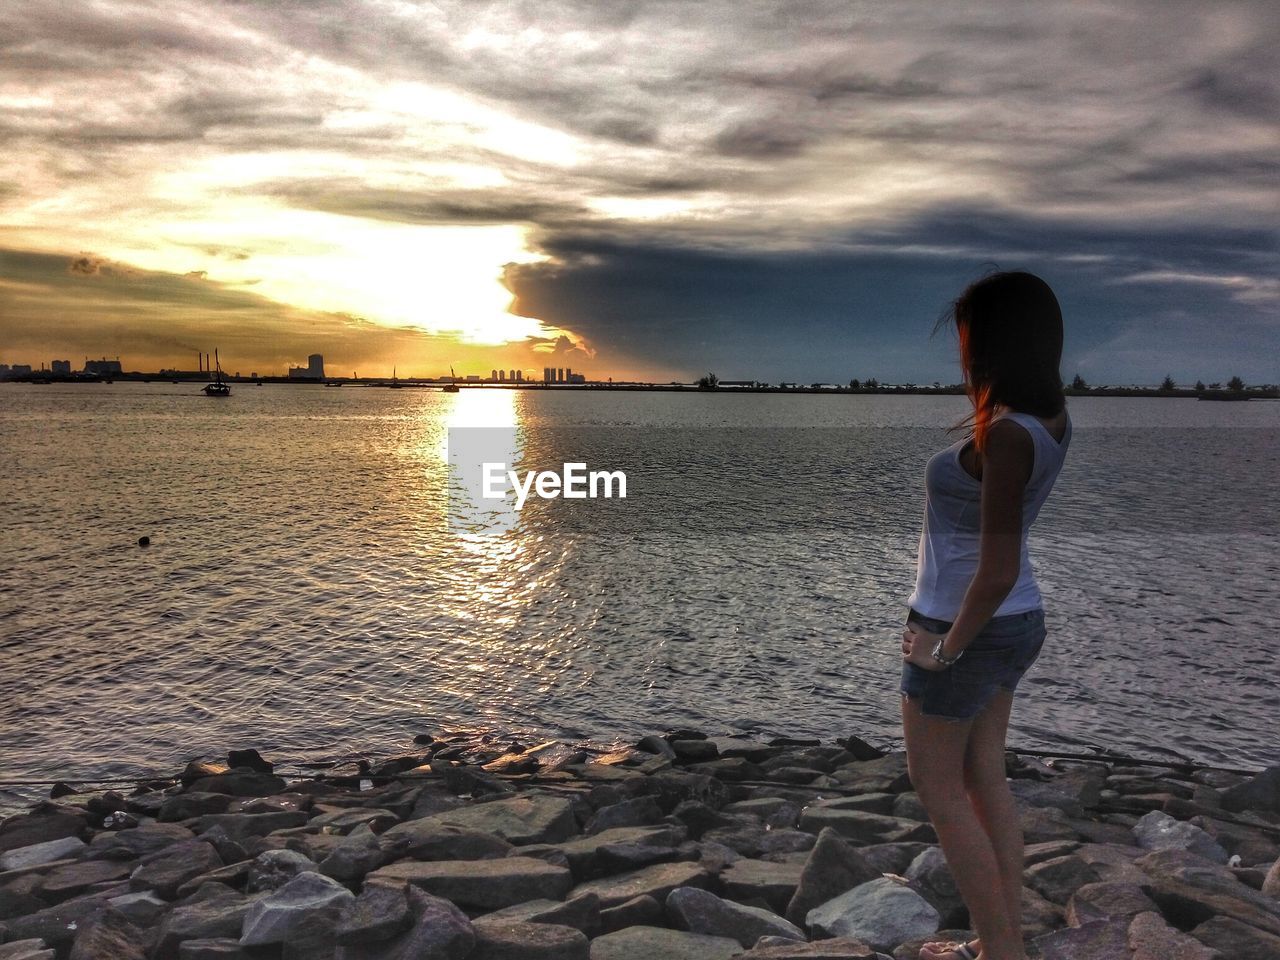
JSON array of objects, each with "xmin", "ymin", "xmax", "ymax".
[{"xmin": 906, "ymin": 409, "xmax": 1072, "ymax": 620}]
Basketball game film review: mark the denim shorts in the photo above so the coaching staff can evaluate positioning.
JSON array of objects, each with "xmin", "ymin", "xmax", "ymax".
[{"xmin": 900, "ymin": 606, "xmax": 1047, "ymax": 720}]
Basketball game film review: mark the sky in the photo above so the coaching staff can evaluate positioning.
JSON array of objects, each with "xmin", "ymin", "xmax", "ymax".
[{"xmin": 1, "ymin": 0, "xmax": 1277, "ymax": 384}]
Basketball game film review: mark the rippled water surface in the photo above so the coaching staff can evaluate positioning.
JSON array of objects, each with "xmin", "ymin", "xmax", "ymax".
[{"xmin": 2, "ymin": 384, "xmax": 1277, "ymax": 807}]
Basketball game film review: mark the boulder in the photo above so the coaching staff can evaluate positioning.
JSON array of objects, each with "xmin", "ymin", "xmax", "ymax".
[
  {"xmin": 187, "ymin": 772, "xmax": 288, "ymax": 797},
  {"xmin": 1264, "ymin": 856, "xmax": 1280, "ymax": 897},
  {"xmin": 785, "ymin": 828, "xmax": 881, "ymax": 926},
  {"xmin": 904, "ymin": 846, "xmax": 963, "ymax": 925},
  {"xmin": 1135, "ymin": 847, "xmax": 1280, "ymax": 937},
  {"xmin": 334, "ymin": 884, "xmax": 414, "ymax": 945},
  {"xmin": 131, "ymin": 840, "xmax": 224, "ymax": 899},
  {"xmin": 0, "ymin": 837, "xmax": 87, "ymax": 872},
  {"xmin": 427, "ymin": 796, "xmax": 579, "ymax": 845},
  {"xmin": 1131, "ymin": 810, "xmax": 1229, "ymax": 863},
  {"xmin": 0, "ymin": 806, "xmax": 86, "ymax": 855},
  {"xmin": 239, "ymin": 871, "xmax": 354, "ymax": 947},
  {"xmin": 322, "ymin": 825, "xmax": 388, "ymax": 882},
  {"xmin": 585, "ymin": 798, "xmax": 664, "ymax": 835},
  {"xmin": 534, "ymin": 825, "xmax": 684, "ymax": 879},
  {"xmin": 379, "ymin": 820, "xmax": 515, "ymax": 861},
  {"xmin": 160, "ymin": 793, "xmax": 235, "ymax": 822},
  {"xmin": 721, "ymin": 858, "xmax": 804, "ymax": 914},
  {"xmin": 1032, "ymin": 915, "xmax": 1131, "ymax": 959},
  {"xmin": 192, "ymin": 812, "xmax": 309, "ymax": 840},
  {"xmin": 335, "ymin": 887, "xmax": 475, "ymax": 960},
  {"xmin": 368, "ymin": 857, "xmax": 573, "ymax": 911},
  {"xmin": 569, "ymin": 861, "xmax": 710, "ymax": 909},
  {"xmin": 310, "ymin": 807, "xmax": 399, "ymax": 834},
  {"xmin": 666, "ymin": 885, "xmax": 804, "ymax": 948},
  {"xmin": 1190, "ymin": 915, "xmax": 1280, "ymax": 960},
  {"xmin": 36, "ymin": 857, "xmax": 131, "ymax": 901},
  {"xmin": 598, "ymin": 894, "xmax": 663, "ymax": 933},
  {"xmin": 88, "ymin": 823, "xmax": 196, "ymax": 860},
  {"xmin": 1065, "ymin": 881, "xmax": 1158, "ymax": 926},
  {"xmin": 1125, "ymin": 909, "xmax": 1217, "ymax": 960},
  {"xmin": 107, "ymin": 890, "xmax": 170, "ymax": 926},
  {"xmin": 154, "ymin": 887, "xmax": 257, "ymax": 959},
  {"xmin": 469, "ymin": 918, "xmax": 590, "ymax": 959},
  {"xmin": 68, "ymin": 908, "xmax": 147, "ymax": 960},
  {"xmin": 0, "ymin": 940, "xmax": 57, "ymax": 960},
  {"xmin": 1220, "ymin": 765, "xmax": 1280, "ymax": 815},
  {"xmin": 805, "ymin": 876, "xmax": 940, "ymax": 951},
  {"xmin": 1023, "ymin": 854, "xmax": 1101, "ymax": 905},
  {"xmin": 479, "ymin": 894, "xmax": 602, "ymax": 937},
  {"xmin": 586, "ymin": 925, "xmax": 740, "ymax": 960},
  {"xmin": 246, "ymin": 849, "xmax": 317, "ymax": 893}
]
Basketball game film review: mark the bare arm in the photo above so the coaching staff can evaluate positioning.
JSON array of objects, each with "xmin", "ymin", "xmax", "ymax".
[{"xmin": 940, "ymin": 417, "xmax": 1034, "ymax": 658}]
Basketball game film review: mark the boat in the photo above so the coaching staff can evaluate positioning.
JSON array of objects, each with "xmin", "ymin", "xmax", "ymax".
[
  {"xmin": 442, "ymin": 366, "xmax": 459, "ymax": 392},
  {"xmin": 202, "ymin": 349, "xmax": 231, "ymax": 397},
  {"xmin": 389, "ymin": 367, "xmax": 403, "ymax": 389}
]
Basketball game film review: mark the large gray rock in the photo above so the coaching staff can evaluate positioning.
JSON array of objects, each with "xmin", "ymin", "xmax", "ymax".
[
  {"xmin": 0, "ymin": 941, "xmax": 56, "ymax": 960},
  {"xmin": 187, "ymin": 771, "xmax": 287, "ymax": 797},
  {"xmin": 334, "ymin": 883, "xmax": 413, "ymax": 945},
  {"xmin": 0, "ymin": 837, "xmax": 87, "ymax": 872},
  {"xmin": 1009, "ymin": 780, "xmax": 1086, "ymax": 819},
  {"xmin": 192, "ymin": 812, "xmax": 309, "ymax": 840},
  {"xmin": 379, "ymin": 820, "xmax": 515, "ymax": 861},
  {"xmin": 335, "ymin": 888, "xmax": 475, "ymax": 960},
  {"xmin": 570, "ymin": 861, "xmax": 710, "ymax": 909},
  {"xmin": 36, "ymin": 857, "xmax": 131, "ymax": 901},
  {"xmin": 1264, "ymin": 856, "xmax": 1280, "ymax": 897},
  {"xmin": 469, "ymin": 918, "xmax": 590, "ymax": 959},
  {"xmin": 904, "ymin": 846, "xmax": 963, "ymax": 925},
  {"xmin": 479, "ymin": 894, "xmax": 602, "ymax": 937},
  {"xmin": 107, "ymin": 890, "xmax": 170, "ymax": 926},
  {"xmin": 598, "ymin": 894, "xmax": 663, "ymax": 933},
  {"xmin": 426, "ymin": 796, "xmax": 578, "ymax": 845},
  {"xmin": 132, "ymin": 841, "xmax": 225, "ymax": 899},
  {"xmin": 1135, "ymin": 847, "xmax": 1280, "ymax": 937},
  {"xmin": 721, "ymin": 858, "xmax": 804, "ymax": 914},
  {"xmin": 1065, "ymin": 881, "xmax": 1158, "ymax": 926},
  {"xmin": 1033, "ymin": 915, "xmax": 1131, "ymax": 959},
  {"xmin": 155, "ymin": 887, "xmax": 258, "ymax": 959},
  {"xmin": 322, "ymin": 825, "xmax": 388, "ymax": 882},
  {"xmin": 535, "ymin": 826, "xmax": 685, "ymax": 880},
  {"xmin": 1131, "ymin": 811, "xmax": 1229, "ymax": 863},
  {"xmin": 246, "ymin": 848, "xmax": 317, "ymax": 892},
  {"xmin": 785, "ymin": 828, "xmax": 881, "ymax": 926},
  {"xmin": 239, "ymin": 871, "xmax": 354, "ymax": 947},
  {"xmin": 0, "ymin": 806, "xmax": 86, "ymax": 855},
  {"xmin": 369, "ymin": 857, "xmax": 573, "ymax": 910},
  {"xmin": 666, "ymin": 885, "xmax": 804, "ymax": 948},
  {"xmin": 68, "ymin": 909, "xmax": 147, "ymax": 960},
  {"xmin": 1125, "ymin": 910, "xmax": 1216, "ymax": 960},
  {"xmin": 1023, "ymin": 854, "xmax": 1101, "ymax": 905},
  {"xmin": 1191, "ymin": 915, "xmax": 1280, "ymax": 960},
  {"xmin": 585, "ymin": 797, "xmax": 664, "ymax": 835},
  {"xmin": 177, "ymin": 937, "xmax": 251, "ymax": 958},
  {"xmin": 805, "ymin": 876, "xmax": 939, "ymax": 951},
  {"xmin": 586, "ymin": 925, "xmax": 740, "ymax": 960},
  {"xmin": 88, "ymin": 822, "xmax": 196, "ymax": 860},
  {"xmin": 1220, "ymin": 765, "xmax": 1280, "ymax": 815}
]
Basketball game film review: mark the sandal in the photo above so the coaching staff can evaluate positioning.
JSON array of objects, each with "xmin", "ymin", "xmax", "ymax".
[{"xmin": 920, "ymin": 940, "xmax": 979, "ymax": 960}]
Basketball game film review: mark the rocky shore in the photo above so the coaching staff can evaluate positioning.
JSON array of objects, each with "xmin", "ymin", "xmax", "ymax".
[{"xmin": 1, "ymin": 731, "xmax": 1279, "ymax": 960}]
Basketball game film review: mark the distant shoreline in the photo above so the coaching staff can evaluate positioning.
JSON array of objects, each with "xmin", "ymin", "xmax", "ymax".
[{"xmin": 3, "ymin": 376, "xmax": 1277, "ymax": 400}]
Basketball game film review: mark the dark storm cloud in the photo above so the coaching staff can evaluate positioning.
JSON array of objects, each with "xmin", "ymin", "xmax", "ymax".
[{"xmin": 505, "ymin": 209, "xmax": 1279, "ymax": 383}]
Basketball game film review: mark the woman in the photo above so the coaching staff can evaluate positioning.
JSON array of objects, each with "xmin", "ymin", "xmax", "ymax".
[{"xmin": 899, "ymin": 271, "xmax": 1071, "ymax": 960}]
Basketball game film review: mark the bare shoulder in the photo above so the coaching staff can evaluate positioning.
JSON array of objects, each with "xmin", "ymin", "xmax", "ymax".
[{"xmin": 987, "ymin": 416, "xmax": 1035, "ymax": 453}]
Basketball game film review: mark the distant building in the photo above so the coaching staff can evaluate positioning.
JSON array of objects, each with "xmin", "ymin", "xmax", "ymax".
[
  {"xmin": 51, "ymin": 360, "xmax": 71, "ymax": 375},
  {"xmin": 491, "ymin": 369, "xmax": 498, "ymax": 380},
  {"xmin": 0, "ymin": 365, "xmax": 10, "ymax": 378},
  {"xmin": 557, "ymin": 367, "xmax": 564, "ymax": 382},
  {"xmin": 289, "ymin": 354, "xmax": 325, "ymax": 379},
  {"xmin": 7, "ymin": 364, "xmax": 32, "ymax": 377},
  {"xmin": 543, "ymin": 367, "xmax": 552, "ymax": 383},
  {"xmin": 568, "ymin": 373, "xmax": 586, "ymax": 384},
  {"xmin": 84, "ymin": 359, "xmax": 122, "ymax": 375},
  {"xmin": 465, "ymin": 375, "xmax": 481, "ymax": 382}
]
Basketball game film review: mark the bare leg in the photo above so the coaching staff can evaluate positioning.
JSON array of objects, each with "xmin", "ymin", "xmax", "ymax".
[{"xmin": 902, "ymin": 694, "xmax": 1026, "ymax": 960}]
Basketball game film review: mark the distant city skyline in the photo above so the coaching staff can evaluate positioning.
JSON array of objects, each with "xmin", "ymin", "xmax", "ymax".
[{"xmin": 1, "ymin": 3, "xmax": 1276, "ymax": 383}]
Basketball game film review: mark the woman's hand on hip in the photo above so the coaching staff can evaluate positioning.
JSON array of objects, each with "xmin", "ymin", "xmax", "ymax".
[{"xmin": 902, "ymin": 624, "xmax": 949, "ymax": 671}]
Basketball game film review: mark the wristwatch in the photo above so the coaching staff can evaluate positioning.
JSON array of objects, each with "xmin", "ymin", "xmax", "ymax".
[{"xmin": 931, "ymin": 637, "xmax": 963, "ymax": 666}]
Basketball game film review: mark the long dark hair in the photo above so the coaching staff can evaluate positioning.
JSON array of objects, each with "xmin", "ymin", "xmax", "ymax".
[{"xmin": 938, "ymin": 271, "xmax": 1065, "ymax": 452}]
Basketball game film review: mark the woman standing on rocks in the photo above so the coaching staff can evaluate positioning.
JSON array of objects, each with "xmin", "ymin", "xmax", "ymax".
[{"xmin": 899, "ymin": 271, "xmax": 1072, "ymax": 960}]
